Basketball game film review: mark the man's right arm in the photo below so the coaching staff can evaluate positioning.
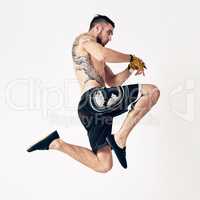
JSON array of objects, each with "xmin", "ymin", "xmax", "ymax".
[{"xmin": 81, "ymin": 37, "xmax": 131, "ymax": 63}]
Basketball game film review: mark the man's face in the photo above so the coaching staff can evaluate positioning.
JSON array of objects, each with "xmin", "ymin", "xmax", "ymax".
[{"xmin": 96, "ymin": 23, "xmax": 114, "ymax": 46}]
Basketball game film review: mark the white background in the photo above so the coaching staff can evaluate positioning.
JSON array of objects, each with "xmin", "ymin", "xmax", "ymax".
[{"xmin": 0, "ymin": 0, "xmax": 200, "ymax": 200}]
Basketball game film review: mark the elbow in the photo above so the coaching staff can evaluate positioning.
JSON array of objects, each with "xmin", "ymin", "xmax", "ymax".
[
  {"xmin": 106, "ymin": 75, "xmax": 116, "ymax": 87},
  {"xmin": 99, "ymin": 48, "xmax": 108, "ymax": 62}
]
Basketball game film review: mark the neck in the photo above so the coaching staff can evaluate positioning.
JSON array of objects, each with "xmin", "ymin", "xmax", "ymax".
[{"xmin": 88, "ymin": 30, "xmax": 97, "ymax": 40}]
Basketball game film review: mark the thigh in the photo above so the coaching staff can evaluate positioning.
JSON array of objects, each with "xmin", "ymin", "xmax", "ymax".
[
  {"xmin": 89, "ymin": 86, "xmax": 125, "ymax": 114},
  {"xmin": 106, "ymin": 84, "xmax": 140, "ymax": 116},
  {"xmin": 88, "ymin": 85, "xmax": 139, "ymax": 116},
  {"xmin": 87, "ymin": 114, "xmax": 113, "ymax": 153}
]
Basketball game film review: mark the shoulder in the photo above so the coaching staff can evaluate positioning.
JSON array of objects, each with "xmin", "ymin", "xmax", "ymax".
[
  {"xmin": 79, "ymin": 33, "xmax": 96, "ymax": 44},
  {"xmin": 72, "ymin": 33, "xmax": 91, "ymax": 56},
  {"xmin": 74, "ymin": 33, "xmax": 95, "ymax": 41},
  {"xmin": 73, "ymin": 33, "xmax": 95, "ymax": 47}
]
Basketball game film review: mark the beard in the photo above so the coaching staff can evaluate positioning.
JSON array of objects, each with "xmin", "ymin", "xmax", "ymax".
[
  {"xmin": 96, "ymin": 35, "xmax": 108, "ymax": 46},
  {"xmin": 96, "ymin": 35, "xmax": 104, "ymax": 46}
]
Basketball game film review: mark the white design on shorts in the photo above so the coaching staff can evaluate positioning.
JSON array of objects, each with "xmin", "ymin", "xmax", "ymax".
[
  {"xmin": 93, "ymin": 90, "xmax": 105, "ymax": 107},
  {"xmin": 89, "ymin": 86, "xmax": 125, "ymax": 113},
  {"xmin": 107, "ymin": 93, "xmax": 118, "ymax": 106}
]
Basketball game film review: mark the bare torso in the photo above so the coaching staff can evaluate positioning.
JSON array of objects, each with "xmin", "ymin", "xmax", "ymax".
[{"xmin": 72, "ymin": 33, "xmax": 106, "ymax": 94}]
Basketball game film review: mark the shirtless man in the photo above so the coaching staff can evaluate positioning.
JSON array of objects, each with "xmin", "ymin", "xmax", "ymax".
[{"xmin": 27, "ymin": 15, "xmax": 160, "ymax": 173}]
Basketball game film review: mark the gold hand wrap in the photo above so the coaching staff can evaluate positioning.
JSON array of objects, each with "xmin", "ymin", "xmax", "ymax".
[{"xmin": 128, "ymin": 54, "xmax": 147, "ymax": 71}]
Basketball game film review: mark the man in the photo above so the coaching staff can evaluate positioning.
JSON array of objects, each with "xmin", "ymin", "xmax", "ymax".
[{"xmin": 27, "ymin": 15, "xmax": 160, "ymax": 173}]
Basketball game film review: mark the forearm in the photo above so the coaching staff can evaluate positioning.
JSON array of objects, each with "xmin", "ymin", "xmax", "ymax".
[
  {"xmin": 102, "ymin": 48, "xmax": 131, "ymax": 63},
  {"xmin": 111, "ymin": 67, "xmax": 132, "ymax": 86}
]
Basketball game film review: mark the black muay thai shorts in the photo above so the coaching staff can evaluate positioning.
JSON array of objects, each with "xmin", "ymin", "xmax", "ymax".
[{"xmin": 77, "ymin": 84, "xmax": 142, "ymax": 153}]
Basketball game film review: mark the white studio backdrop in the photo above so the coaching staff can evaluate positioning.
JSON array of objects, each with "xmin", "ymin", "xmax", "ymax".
[{"xmin": 0, "ymin": 0, "xmax": 200, "ymax": 200}]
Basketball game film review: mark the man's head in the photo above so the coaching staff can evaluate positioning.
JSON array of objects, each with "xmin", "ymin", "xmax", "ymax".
[{"xmin": 89, "ymin": 15, "xmax": 115, "ymax": 46}]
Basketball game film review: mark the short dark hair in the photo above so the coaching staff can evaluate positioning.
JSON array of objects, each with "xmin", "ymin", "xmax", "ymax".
[{"xmin": 89, "ymin": 14, "xmax": 115, "ymax": 30}]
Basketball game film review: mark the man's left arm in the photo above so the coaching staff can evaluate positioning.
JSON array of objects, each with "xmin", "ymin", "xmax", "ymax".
[{"xmin": 105, "ymin": 64, "xmax": 132, "ymax": 87}]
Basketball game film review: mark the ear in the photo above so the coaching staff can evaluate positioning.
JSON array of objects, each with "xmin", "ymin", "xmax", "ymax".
[{"xmin": 95, "ymin": 24, "xmax": 103, "ymax": 33}]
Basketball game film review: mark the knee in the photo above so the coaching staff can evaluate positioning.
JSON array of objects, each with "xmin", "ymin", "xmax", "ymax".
[
  {"xmin": 95, "ymin": 162, "xmax": 113, "ymax": 173},
  {"xmin": 150, "ymin": 85, "xmax": 160, "ymax": 104},
  {"xmin": 99, "ymin": 165, "xmax": 113, "ymax": 173},
  {"xmin": 142, "ymin": 84, "xmax": 160, "ymax": 104}
]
